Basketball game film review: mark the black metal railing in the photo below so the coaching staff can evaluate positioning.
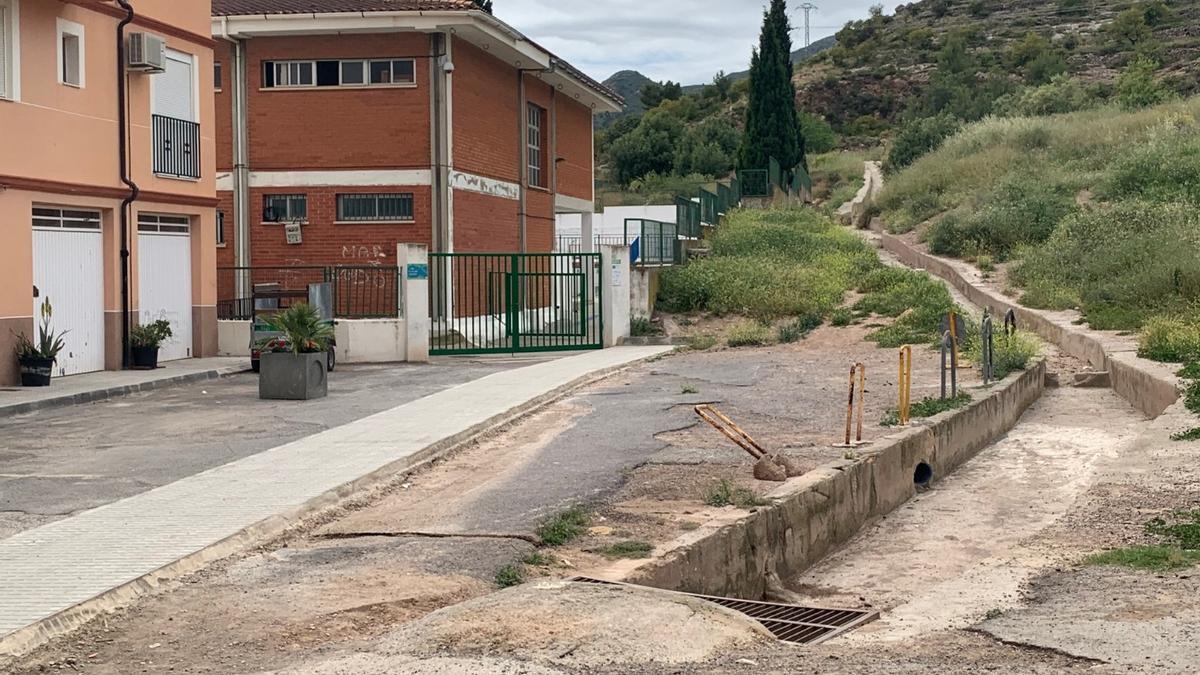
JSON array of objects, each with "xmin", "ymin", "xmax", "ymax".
[
  {"xmin": 152, "ymin": 114, "xmax": 201, "ymax": 179},
  {"xmin": 217, "ymin": 265, "xmax": 400, "ymax": 320}
]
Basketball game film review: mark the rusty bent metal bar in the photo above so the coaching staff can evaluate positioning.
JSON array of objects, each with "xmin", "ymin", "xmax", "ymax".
[
  {"xmin": 836, "ymin": 363, "xmax": 867, "ymax": 447},
  {"xmin": 898, "ymin": 345, "xmax": 914, "ymax": 425}
]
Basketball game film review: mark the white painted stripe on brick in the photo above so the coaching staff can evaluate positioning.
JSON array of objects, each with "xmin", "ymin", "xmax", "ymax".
[
  {"xmin": 215, "ymin": 170, "xmax": 433, "ymax": 193},
  {"xmin": 0, "ymin": 347, "xmax": 671, "ymax": 641},
  {"xmin": 449, "ymin": 170, "xmax": 520, "ymax": 201}
]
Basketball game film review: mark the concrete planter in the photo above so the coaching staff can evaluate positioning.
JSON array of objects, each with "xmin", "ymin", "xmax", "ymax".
[{"xmin": 259, "ymin": 352, "xmax": 328, "ymax": 400}]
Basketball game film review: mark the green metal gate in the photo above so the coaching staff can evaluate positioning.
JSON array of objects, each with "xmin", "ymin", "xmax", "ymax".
[{"xmin": 429, "ymin": 252, "xmax": 603, "ymax": 355}]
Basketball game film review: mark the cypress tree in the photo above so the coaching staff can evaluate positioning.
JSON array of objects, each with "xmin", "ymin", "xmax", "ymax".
[{"xmin": 739, "ymin": 0, "xmax": 805, "ymax": 171}]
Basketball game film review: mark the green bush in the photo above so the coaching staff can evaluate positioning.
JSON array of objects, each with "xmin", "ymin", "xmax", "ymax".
[
  {"xmin": 1101, "ymin": 131, "xmax": 1200, "ymax": 205},
  {"xmin": 990, "ymin": 331, "xmax": 1042, "ymax": 380},
  {"xmin": 1014, "ymin": 202, "xmax": 1200, "ymax": 330},
  {"xmin": 922, "ymin": 178, "xmax": 1075, "ymax": 260},
  {"xmin": 1139, "ymin": 316, "xmax": 1200, "ymax": 363},
  {"xmin": 1116, "ymin": 58, "xmax": 1172, "ymax": 110},
  {"xmin": 778, "ymin": 314, "xmax": 823, "ymax": 343},
  {"xmin": 535, "ymin": 507, "xmax": 589, "ymax": 546},
  {"xmin": 727, "ymin": 320, "xmax": 774, "ymax": 347},
  {"xmin": 885, "ymin": 114, "xmax": 961, "ymax": 172},
  {"xmin": 993, "ymin": 75, "xmax": 1096, "ymax": 117},
  {"xmin": 831, "ymin": 308, "xmax": 854, "ymax": 327},
  {"xmin": 854, "ymin": 267, "xmax": 957, "ymax": 347},
  {"xmin": 657, "ymin": 208, "xmax": 878, "ymax": 320}
]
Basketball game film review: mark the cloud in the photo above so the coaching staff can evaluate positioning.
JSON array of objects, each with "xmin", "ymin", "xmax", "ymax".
[{"xmin": 493, "ymin": 0, "xmax": 905, "ymax": 84}]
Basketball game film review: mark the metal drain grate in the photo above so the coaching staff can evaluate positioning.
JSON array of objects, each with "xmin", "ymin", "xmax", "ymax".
[{"xmin": 571, "ymin": 577, "xmax": 877, "ymax": 645}]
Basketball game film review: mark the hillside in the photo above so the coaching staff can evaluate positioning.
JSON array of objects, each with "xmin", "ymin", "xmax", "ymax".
[
  {"xmin": 797, "ymin": 0, "xmax": 1200, "ymax": 134},
  {"xmin": 878, "ymin": 96, "xmax": 1200, "ymax": 360}
]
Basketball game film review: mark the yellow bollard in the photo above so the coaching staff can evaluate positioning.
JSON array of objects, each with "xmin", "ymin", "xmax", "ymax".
[{"xmin": 898, "ymin": 346, "xmax": 913, "ymax": 425}]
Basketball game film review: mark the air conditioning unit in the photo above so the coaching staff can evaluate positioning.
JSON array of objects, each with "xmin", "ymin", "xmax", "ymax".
[{"xmin": 127, "ymin": 33, "xmax": 166, "ymax": 73}]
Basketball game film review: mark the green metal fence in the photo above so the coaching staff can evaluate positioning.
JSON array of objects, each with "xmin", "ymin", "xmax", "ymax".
[
  {"xmin": 675, "ymin": 196, "xmax": 701, "ymax": 238},
  {"xmin": 429, "ymin": 253, "xmax": 602, "ymax": 355},
  {"xmin": 768, "ymin": 156, "xmax": 783, "ymax": 192},
  {"xmin": 791, "ymin": 163, "xmax": 813, "ymax": 195},
  {"xmin": 699, "ymin": 188, "xmax": 720, "ymax": 225},
  {"xmin": 737, "ymin": 169, "xmax": 770, "ymax": 198},
  {"xmin": 625, "ymin": 219, "xmax": 683, "ymax": 266}
]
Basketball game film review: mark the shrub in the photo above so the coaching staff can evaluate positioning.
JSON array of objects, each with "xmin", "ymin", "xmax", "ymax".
[
  {"xmin": 727, "ymin": 320, "xmax": 773, "ymax": 347},
  {"xmin": 990, "ymin": 331, "xmax": 1042, "ymax": 380},
  {"xmin": 1101, "ymin": 131, "xmax": 1200, "ymax": 205},
  {"xmin": 1116, "ymin": 58, "xmax": 1171, "ymax": 110},
  {"xmin": 854, "ymin": 267, "xmax": 957, "ymax": 347},
  {"xmin": 535, "ymin": 507, "xmax": 589, "ymax": 546},
  {"xmin": 1138, "ymin": 316, "xmax": 1200, "ymax": 363},
  {"xmin": 600, "ymin": 541, "xmax": 654, "ymax": 559},
  {"xmin": 778, "ymin": 314, "xmax": 823, "ymax": 343},
  {"xmin": 495, "ymin": 564, "xmax": 525, "ymax": 588},
  {"xmin": 831, "ymin": 308, "xmax": 854, "ymax": 327},
  {"xmin": 657, "ymin": 208, "xmax": 879, "ymax": 319},
  {"xmin": 992, "ymin": 75, "xmax": 1096, "ymax": 117},
  {"xmin": 885, "ymin": 114, "xmax": 961, "ymax": 172},
  {"xmin": 630, "ymin": 316, "xmax": 660, "ymax": 337},
  {"xmin": 976, "ymin": 255, "xmax": 995, "ymax": 273}
]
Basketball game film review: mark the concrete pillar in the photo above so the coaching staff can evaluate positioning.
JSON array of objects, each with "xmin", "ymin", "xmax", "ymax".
[
  {"xmin": 600, "ymin": 245, "xmax": 631, "ymax": 348},
  {"xmin": 581, "ymin": 211, "xmax": 595, "ymax": 253},
  {"xmin": 398, "ymin": 244, "xmax": 430, "ymax": 362}
]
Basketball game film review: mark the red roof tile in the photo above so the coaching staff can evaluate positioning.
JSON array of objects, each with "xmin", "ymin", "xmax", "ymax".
[{"xmin": 212, "ymin": 0, "xmax": 476, "ymax": 16}]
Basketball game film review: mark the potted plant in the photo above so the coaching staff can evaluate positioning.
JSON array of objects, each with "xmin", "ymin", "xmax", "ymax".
[
  {"xmin": 257, "ymin": 302, "xmax": 333, "ymax": 400},
  {"xmin": 130, "ymin": 319, "xmax": 173, "ymax": 369},
  {"xmin": 14, "ymin": 298, "xmax": 67, "ymax": 387}
]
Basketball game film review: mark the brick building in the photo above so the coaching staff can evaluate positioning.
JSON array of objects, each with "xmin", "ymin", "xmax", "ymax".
[{"xmin": 210, "ymin": 0, "xmax": 622, "ymax": 310}]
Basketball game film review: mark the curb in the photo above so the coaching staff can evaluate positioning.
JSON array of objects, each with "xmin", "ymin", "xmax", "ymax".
[
  {"xmin": 619, "ymin": 358, "xmax": 1046, "ymax": 599},
  {"xmin": 0, "ymin": 348, "xmax": 673, "ymax": 660},
  {"xmin": 0, "ymin": 366, "xmax": 250, "ymax": 420},
  {"xmin": 873, "ymin": 228, "xmax": 1179, "ymax": 418}
]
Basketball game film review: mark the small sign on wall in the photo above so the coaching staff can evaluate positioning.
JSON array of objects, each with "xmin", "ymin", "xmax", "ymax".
[
  {"xmin": 284, "ymin": 222, "xmax": 303, "ymax": 245},
  {"xmin": 407, "ymin": 263, "xmax": 429, "ymax": 280}
]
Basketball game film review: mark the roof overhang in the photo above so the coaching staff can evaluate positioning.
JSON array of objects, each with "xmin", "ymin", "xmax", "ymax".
[{"xmin": 212, "ymin": 10, "xmax": 623, "ymax": 114}]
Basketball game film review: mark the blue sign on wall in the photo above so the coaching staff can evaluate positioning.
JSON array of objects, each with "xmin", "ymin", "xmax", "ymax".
[{"xmin": 407, "ymin": 263, "xmax": 429, "ymax": 280}]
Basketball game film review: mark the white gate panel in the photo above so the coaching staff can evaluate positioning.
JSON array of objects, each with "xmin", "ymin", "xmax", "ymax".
[
  {"xmin": 32, "ymin": 229, "xmax": 106, "ymax": 376},
  {"xmin": 138, "ymin": 232, "xmax": 193, "ymax": 362}
]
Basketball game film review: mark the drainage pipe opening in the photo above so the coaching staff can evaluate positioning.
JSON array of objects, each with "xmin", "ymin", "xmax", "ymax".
[{"xmin": 913, "ymin": 462, "xmax": 934, "ymax": 487}]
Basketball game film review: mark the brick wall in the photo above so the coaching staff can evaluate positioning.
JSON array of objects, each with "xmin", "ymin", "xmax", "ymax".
[
  {"xmin": 215, "ymin": 41, "xmax": 233, "ymax": 172},
  {"xmin": 245, "ymin": 34, "xmax": 432, "ymax": 171},
  {"xmin": 452, "ymin": 39, "xmax": 520, "ymax": 183},
  {"xmin": 556, "ymin": 97, "xmax": 594, "ymax": 202}
]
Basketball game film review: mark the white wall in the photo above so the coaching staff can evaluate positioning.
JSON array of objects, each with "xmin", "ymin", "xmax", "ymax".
[
  {"xmin": 219, "ymin": 318, "xmax": 408, "ymax": 364},
  {"xmin": 556, "ymin": 205, "xmax": 678, "ymax": 239}
]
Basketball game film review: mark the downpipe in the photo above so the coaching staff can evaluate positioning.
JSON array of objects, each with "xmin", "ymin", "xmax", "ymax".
[{"xmin": 116, "ymin": 0, "xmax": 139, "ymax": 370}]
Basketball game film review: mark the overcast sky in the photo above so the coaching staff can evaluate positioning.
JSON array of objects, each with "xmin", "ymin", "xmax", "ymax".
[{"xmin": 493, "ymin": 1, "xmax": 906, "ymax": 84}]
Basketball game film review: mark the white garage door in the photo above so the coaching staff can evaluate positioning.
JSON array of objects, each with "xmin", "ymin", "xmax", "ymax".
[
  {"xmin": 138, "ymin": 214, "xmax": 193, "ymax": 362},
  {"xmin": 32, "ymin": 207, "xmax": 106, "ymax": 377}
]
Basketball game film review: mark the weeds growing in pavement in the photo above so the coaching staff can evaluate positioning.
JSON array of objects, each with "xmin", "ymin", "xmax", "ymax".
[
  {"xmin": 704, "ymin": 479, "xmax": 770, "ymax": 508},
  {"xmin": 521, "ymin": 551, "xmax": 553, "ymax": 566},
  {"xmin": 882, "ymin": 393, "xmax": 973, "ymax": 426},
  {"xmin": 777, "ymin": 313, "xmax": 823, "ymax": 343},
  {"xmin": 495, "ymin": 564, "xmax": 525, "ymax": 588},
  {"xmin": 535, "ymin": 507, "xmax": 589, "ymax": 546},
  {"xmin": 1086, "ymin": 510, "xmax": 1200, "ymax": 571}
]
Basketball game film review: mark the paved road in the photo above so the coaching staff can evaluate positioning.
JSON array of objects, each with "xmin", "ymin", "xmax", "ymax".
[{"xmin": 0, "ymin": 360, "xmax": 532, "ymax": 539}]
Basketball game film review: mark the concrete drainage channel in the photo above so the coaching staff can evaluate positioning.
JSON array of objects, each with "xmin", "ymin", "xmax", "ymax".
[{"xmin": 613, "ymin": 358, "xmax": 1047, "ymax": 601}]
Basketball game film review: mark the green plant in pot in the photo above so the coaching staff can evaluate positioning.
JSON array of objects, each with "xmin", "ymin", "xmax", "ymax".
[
  {"xmin": 130, "ymin": 319, "xmax": 173, "ymax": 370},
  {"xmin": 256, "ymin": 302, "xmax": 334, "ymax": 401},
  {"xmin": 14, "ymin": 298, "xmax": 68, "ymax": 387}
]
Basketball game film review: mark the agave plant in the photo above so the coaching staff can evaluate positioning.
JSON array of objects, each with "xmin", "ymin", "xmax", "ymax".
[
  {"xmin": 14, "ymin": 298, "xmax": 68, "ymax": 361},
  {"xmin": 260, "ymin": 303, "xmax": 333, "ymax": 355}
]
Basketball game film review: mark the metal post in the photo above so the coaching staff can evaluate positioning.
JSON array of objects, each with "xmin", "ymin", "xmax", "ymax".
[
  {"xmin": 843, "ymin": 364, "xmax": 856, "ymax": 446},
  {"xmin": 981, "ymin": 313, "xmax": 995, "ymax": 385}
]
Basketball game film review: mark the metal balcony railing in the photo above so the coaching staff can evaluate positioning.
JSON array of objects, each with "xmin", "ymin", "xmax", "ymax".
[{"xmin": 152, "ymin": 114, "xmax": 201, "ymax": 180}]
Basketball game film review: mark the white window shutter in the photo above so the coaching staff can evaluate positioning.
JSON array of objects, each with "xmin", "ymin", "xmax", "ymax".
[{"xmin": 154, "ymin": 51, "xmax": 194, "ymax": 121}]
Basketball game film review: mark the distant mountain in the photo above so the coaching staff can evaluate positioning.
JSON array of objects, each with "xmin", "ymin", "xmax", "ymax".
[
  {"xmin": 718, "ymin": 35, "xmax": 838, "ymax": 86},
  {"xmin": 598, "ymin": 37, "xmax": 837, "ymax": 127},
  {"xmin": 595, "ymin": 70, "xmax": 656, "ymax": 128}
]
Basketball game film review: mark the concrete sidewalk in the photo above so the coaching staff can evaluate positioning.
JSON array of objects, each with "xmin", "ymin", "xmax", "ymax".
[
  {"xmin": 0, "ymin": 357, "xmax": 247, "ymax": 418},
  {"xmin": 0, "ymin": 346, "xmax": 671, "ymax": 655}
]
